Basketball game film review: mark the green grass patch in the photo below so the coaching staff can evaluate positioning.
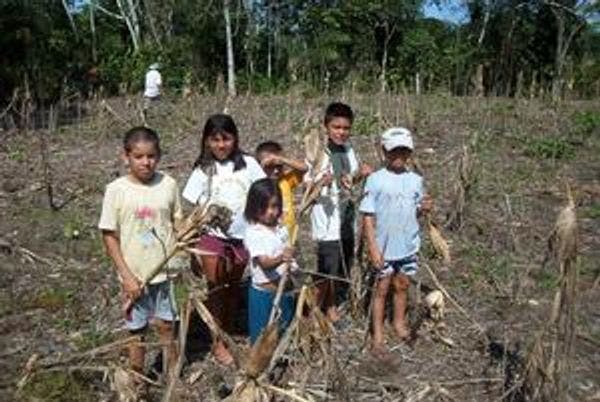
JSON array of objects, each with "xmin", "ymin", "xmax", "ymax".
[
  {"xmin": 584, "ymin": 203, "xmax": 600, "ymax": 219},
  {"xmin": 74, "ymin": 329, "xmax": 116, "ymax": 351},
  {"xmin": 536, "ymin": 270, "xmax": 558, "ymax": 291},
  {"xmin": 20, "ymin": 372, "xmax": 95, "ymax": 402},
  {"xmin": 352, "ymin": 114, "xmax": 379, "ymax": 137},
  {"xmin": 572, "ymin": 111, "xmax": 600, "ymax": 139},
  {"xmin": 29, "ymin": 288, "xmax": 74, "ymax": 312},
  {"xmin": 524, "ymin": 137, "xmax": 575, "ymax": 160}
]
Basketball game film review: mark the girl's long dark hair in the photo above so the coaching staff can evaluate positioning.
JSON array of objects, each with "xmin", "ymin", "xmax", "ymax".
[
  {"xmin": 244, "ymin": 178, "xmax": 282, "ymax": 224},
  {"xmin": 193, "ymin": 114, "xmax": 246, "ymax": 174}
]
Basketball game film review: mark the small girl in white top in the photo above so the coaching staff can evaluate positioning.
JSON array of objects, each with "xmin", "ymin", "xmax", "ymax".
[
  {"xmin": 243, "ymin": 178, "xmax": 298, "ymax": 344},
  {"xmin": 182, "ymin": 114, "xmax": 265, "ymax": 365}
]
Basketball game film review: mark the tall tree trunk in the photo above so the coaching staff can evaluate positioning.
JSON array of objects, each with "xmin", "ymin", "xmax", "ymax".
[
  {"xmin": 115, "ymin": 0, "xmax": 141, "ymax": 52},
  {"xmin": 380, "ymin": 23, "xmax": 394, "ymax": 94},
  {"xmin": 89, "ymin": 1, "xmax": 97, "ymax": 63},
  {"xmin": 224, "ymin": 0, "xmax": 236, "ymax": 97},
  {"xmin": 415, "ymin": 71, "xmax": 421, "ymax": 95},
  {"xmin": 266, "ymin": 1, "xmax": 272, "ymax": 79},
  {"xmin": 549, "ymin": 3, "xmax": 586, "ymax": 101},
  {"xmin": 62, "ymin": 0, "xmax": 79, "ymax": 40},
  {"xmin": 477, "ymin": 0, "xmax": 491, "ymax": 47}
]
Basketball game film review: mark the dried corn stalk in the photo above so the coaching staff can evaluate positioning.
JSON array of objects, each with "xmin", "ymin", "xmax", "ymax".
[
  {"xmin": 300, "ymin": 119, "xmax": 329, "ymax": 216},
  {"xmin": 143, "ymin": 203, "xmax": 233, "ymax": 286},
  {"xmin": 518, "ymin": 184, "xmax": 578, "ymax": 401}
]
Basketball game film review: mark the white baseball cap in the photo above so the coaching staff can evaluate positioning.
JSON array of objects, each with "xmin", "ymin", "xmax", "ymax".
[
  {"xmin": 149, "ymin": 63, "xmax": 160, "ymax": 70},
  {"xmin": 381, "ymin": 127, "xmax": 413, "ymax": 151}
]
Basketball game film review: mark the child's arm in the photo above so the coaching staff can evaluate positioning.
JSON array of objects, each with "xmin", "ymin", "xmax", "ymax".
[
  {"xmin": 254, "ymin": 246, "xmax": 295, "ymax": 271},
  {"xmin": 102, "ymin": 230, "xmax": 143, "ymax": 300},
  {"xmin": 418, "ymin": 194, "xmax": 433, "ymax": 217},
  {"xmin": 362, "ymin": 214, "xmax": 384, "ymax": 269},
  {"xmin": 280, "ymin": 156, "xmax": 308, "ymax": 174},
  {"xmin": 262, "ymin": 154, "xmax": 308, "ymax": 174}
]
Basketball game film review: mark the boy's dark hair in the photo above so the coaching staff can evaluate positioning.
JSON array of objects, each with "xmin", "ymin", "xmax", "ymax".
[
  {"xmin": 193, "ymin": 114, "xmax": 246, "ymax": 174},
  {"xmin": 255, "ymin": 141, "xmax": 283, "ymax": 156},
  {"xmin": 324, "ymin": 102, "xmax": 354, "ymax": 125},
  {"xmin": 123, "ymin": 126, "xmax": 161, "ymax": 155},
  {"xmin": 244, "ymin": 178, "xmax": 282, "ymax": 223}
]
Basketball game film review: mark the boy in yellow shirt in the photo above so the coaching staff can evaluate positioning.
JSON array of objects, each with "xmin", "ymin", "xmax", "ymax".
[{"xmin": 255, "ymin": 141, "xmax": 307, "ymax": 236}]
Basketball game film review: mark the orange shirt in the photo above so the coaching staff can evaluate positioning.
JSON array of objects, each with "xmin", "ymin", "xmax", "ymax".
[{"xmin": 279, "ymin": 170, "xmax": 303, "ymax": 237}]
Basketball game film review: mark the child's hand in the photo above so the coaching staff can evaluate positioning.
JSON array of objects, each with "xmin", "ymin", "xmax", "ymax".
[
  {"xmin": 419, "ymin": 194, "xmax": 434, "ymax": 215},
  {"xmin": 281, "ymin": 246, "xmax": 295, "ymax": 263},
  {"xmin": 320, "ymin": 172, "xmax": 334, "ymax": 186},
  {"xmin": 122, "ymin": 273, "xmax": 143, "ymax": 301},
  {"xmin": 359, "ymin": 163, "xmax": 373, "ymax": 178},
  {"xmin": 340, "ymin": 174, "xmax": 353, "ymax": 190}
]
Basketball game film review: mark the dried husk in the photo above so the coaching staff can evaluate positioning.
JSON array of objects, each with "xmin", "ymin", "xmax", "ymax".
[
  {"xmin": 428, "ymin": 219, "xmax": 451, "ymax": 264},
  {"xmin": 244, "ymin": 322, "xmax": 279, "ymax": 379}
]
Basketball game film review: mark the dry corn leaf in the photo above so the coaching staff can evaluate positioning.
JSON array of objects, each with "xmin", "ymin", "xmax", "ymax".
[
  {"xmin": 428, "ymin": 219, "xmax": 451, "ymax": 264},
  {"xmin": 304, "ymin": 127, "xmax": 325, "ymax": 172},
  {"xmin": 112, "ymin": 367, "xmax": 137, "ymax": 402},
  {"xmin": 245, "ymin": 322, "xmax": 279, "ymax": 379},
  {"xmin": 550, "ymin": 184, "xmax": 577, "ymax": 263}
]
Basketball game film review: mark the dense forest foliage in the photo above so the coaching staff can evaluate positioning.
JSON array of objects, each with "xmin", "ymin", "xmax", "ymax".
[{"xmin": 1, "ymin": 0, "xmax": 599, "ymax": 103}]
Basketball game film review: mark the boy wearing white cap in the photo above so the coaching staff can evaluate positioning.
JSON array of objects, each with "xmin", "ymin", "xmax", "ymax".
[{"xmin": 359, "ymin": 127, "xmax": 432, "ymax": 357}]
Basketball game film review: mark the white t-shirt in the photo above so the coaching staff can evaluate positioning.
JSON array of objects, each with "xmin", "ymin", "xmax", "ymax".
[
  {"xmin": 182, "ymin": 155, "xmax": 266, "ymax": 239},
  {"xmin": 144, "ymin": 69, "xmax": 162, "ymax": 98},
  {"xmin": 305, "ymin": 146, "xmax": 359, "ymax": 241},
  {"xmin": 244, "ymin": 223, "xmax": 298, "ymax": 285}
]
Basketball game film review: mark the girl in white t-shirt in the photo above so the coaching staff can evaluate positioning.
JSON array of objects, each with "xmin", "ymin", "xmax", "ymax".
[
  {"xmin": 243, "ymin": 178, "xmax": 297, "ymax": 344},
  {"xmin": 182, "ymin": 114, "xmax": 265, "ymax": 365}
]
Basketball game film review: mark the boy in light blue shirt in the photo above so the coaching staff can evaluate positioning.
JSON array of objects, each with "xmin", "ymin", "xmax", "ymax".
[{"xmin": 359, "ymin": 127, "xmax": 432, "ymax": 357}]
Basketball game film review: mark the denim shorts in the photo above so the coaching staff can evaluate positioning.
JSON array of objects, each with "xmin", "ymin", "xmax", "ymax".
[
  {"xmin": 375, "ymin": 255, "xmax": 418, "ymax": 278},
  {"xmin": 126, "ymin": 281, "xmax": 177, "ymax": 331}
]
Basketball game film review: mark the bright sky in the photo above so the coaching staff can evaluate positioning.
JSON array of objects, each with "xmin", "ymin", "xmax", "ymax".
[{"xmin": 422, "ymin": 0, "xmax": 470, "ymax": 24}]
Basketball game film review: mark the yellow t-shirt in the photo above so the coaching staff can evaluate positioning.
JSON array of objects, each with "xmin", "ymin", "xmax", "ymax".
[
  {"xmin": 279, "ymin": 171, "xmax": 302, "ymax": 237},
  {"xmin": 98, "ymin": 172, "xmax": 183, "ymax": 284}
]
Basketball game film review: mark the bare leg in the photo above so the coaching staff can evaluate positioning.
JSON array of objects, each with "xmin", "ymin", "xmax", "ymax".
[
  {"xmin": 392, "ymin": 274, "xmax": 410, "ymax": 339},
  {"xmin": 199, "ymin": 254, "xmax": 233, "ymax": 365},
  {"xmin": 325, "ymin": 280, "xmax": 340, "ymax": 322},
  {"xmin": 372, "ymin": 276, "xmax": 391, "ymax": 353},
  {"xmin": 223, "ymin": 260, "xmax": 245, "ymax": 334},
  {"xmin": 128, "ymin": 332, "xmax": 146, "ymax": 374}
]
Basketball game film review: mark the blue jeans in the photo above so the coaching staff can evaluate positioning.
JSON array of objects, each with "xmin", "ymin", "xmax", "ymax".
[
  {"xmin": 126, "ymin": 281, "xmax": 177, "ymax": 331},
  {"xmin": 248, "ymin": 284, "xmax": 295, "ymax": 344}
]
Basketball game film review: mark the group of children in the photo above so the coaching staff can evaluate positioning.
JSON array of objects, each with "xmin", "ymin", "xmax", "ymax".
[{"xmin": 99, "ymin": 101, "xmax": 432, "ymax": 379}]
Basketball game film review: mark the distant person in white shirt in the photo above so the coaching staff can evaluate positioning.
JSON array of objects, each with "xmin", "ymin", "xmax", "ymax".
[{"xmin": 143, "ymin": 63, "xmax": 162, "ymax": 119}]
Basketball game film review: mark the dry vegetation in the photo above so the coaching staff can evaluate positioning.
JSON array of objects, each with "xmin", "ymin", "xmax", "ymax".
[{"xmin": 1, "ymin": 92, "xmax": 599, "ymax": 402}]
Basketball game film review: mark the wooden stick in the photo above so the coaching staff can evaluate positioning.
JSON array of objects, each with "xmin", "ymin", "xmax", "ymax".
[
  {"xmin": 161, "ymin": 299, "xmax": 192, "ymax": 402},
  {"xmin": 189, "ymin": 291, "xmax": 241, "ymax": 369},
  {"xmin": 268, "ymin": 226, "xmax": 299, "ymax": 325},
  {"xmin": 262, "ymin": 383, "xmax": 314, "ymax": 402}
]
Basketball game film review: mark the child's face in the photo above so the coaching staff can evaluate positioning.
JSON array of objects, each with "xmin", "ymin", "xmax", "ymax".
[
  {"xmin": 123, "ymin": 140, "xmax": 160, "ymax": 183},
  {"xmin": 385, "ymin": 146, "xmax": 411, "ymax": 171},
  {"xmin": 206, "ymin": 131, "xmax": 236, "ymax": 161},
  {"xmin": 258, "ymin": 151, "xmax": 283, "ymax": 180},
  {"xmin": 325, "ymin": 117, "xmax": 352, "ymax": 146},
  {"xmin": 258, "ymin": 196, "xmax": 281, "ymax": 227}
]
